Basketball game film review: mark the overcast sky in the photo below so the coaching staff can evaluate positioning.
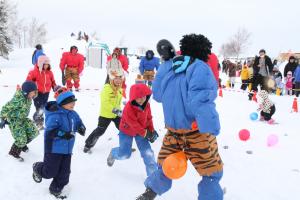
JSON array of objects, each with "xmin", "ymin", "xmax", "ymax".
[{"xmin": 12, "ymin": 0, "xmax": 300, "ymax": 58}]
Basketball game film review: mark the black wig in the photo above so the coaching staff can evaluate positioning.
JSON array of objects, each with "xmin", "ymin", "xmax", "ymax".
[{"xmin": 179, "ymin": 34, "xmax": 212, "ymax": 62}]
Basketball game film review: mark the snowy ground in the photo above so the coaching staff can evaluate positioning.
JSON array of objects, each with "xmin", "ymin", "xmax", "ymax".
[{"xmin": 0, "ymin": 38, "xmax": 300, "ymax": 200}]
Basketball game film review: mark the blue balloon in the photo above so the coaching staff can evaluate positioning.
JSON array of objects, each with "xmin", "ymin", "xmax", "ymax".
[{"xmin": 250, "ymin": 112, "xmax": 258, "ymax": 121}]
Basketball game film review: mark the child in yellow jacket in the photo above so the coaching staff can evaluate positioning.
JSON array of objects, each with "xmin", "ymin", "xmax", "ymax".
[
  {"xmin": 83, "ymin": 68, "xmax": 124, "ymax": 153},
  {"xmin": 240, "ymin": 64, "xmax": 249, "ymax": 90}
]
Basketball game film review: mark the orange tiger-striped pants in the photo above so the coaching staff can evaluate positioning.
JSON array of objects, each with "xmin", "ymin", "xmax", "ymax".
[{"xmin": 158, "ymin": 130, "xmax": 223, "ymax": 176}]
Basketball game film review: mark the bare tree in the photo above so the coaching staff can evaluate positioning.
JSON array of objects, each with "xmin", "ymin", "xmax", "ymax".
[
  {"xmin": 219, "ymin": 44, "xmax": 230, "ymax": 59},
  {"xmin": 230, "ymin": 28, "xmax": 251, "ymax": 59},
  {"xmin": 6, "ymin": 0, "xmax": 18, "ymax": 45},
  {"xmin": 27, "ymin": 17, "xmax": 47, "ymax": 47},
  {"xmin": 22, "ymin": 24, "xmax": 27, "ymax": 48},
  {"xmin": 0, "ymin": 0, "xmax": 13, "ymax": 58},
  {"xmin": 220, "ymin": 28, "xmax": 251, "ymax": 59}
]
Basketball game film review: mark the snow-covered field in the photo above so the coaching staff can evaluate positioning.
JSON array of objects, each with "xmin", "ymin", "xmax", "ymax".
[{"xmin": 0, "ymin": 38, "xmax": 300, "ymax": 200}]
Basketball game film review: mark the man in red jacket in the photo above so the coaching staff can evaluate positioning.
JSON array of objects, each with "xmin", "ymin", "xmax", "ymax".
[
  {"xmin": 107, "ymin": 47, "xmax": 129, "ymax": 98},
  {"xmin": 26, "ymin": 55, "xmax": 56, "ymax": 129},
  {"xmin": 106, "ymin": 84, "xmax": 159, "ymax": 176},
  {"xmin": 60, "ymin": 46, "xmax": 84, "ymax": 91}
]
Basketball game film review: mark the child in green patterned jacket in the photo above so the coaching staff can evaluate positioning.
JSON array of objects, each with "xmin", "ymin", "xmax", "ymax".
[{"xmin": 0, "ymin": 81, "xmax": 39, "ymax": 161}]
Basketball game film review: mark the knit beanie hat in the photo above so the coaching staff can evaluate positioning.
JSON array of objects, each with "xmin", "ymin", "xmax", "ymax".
[
  {"xmin": 37, "ymin": 55, "xmax": 50, "ymax": 71},
  {"xmin": 108, "ymin": 68, "xmax": 124, "ymax": 80},
  {"xmin": 35, "ymin": 44, "xmax": 42, "ymax": 50},
  {"xmin": 21, "ymin": 81, "xmax": 37, "ymax": 96},
  {"xmin": 57, "ymin": 91, "xmax": 77, "ymax": 106}
]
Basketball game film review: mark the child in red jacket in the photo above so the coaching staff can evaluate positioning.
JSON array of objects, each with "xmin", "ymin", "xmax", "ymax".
[
  {"xmin": 106, "ymin": 84, "xmax": 158, "ymax": 176},
  {"xmin": 60, "ymin": 46, "xmax": 84, "ymax": 91},
  {"xmin": 26, "ymin": 55, "xmax": 56, "ymax": 129}
]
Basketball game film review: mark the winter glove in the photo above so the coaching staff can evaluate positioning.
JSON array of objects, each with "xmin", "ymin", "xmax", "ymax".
[
  {"xmin": 0, "ymin": 118, "xmax": 8, "ymax": 129},
  {"xmin": 112, "ymin": 108, "xmax": 122, "ymax": 117},
  {"xmin": 60, "ymin": 132, "xmax": 75, "ymax": 140},
  {"xmin": 53, "ymin": 85, "xmax": 62, "ymax": 92},
  {"xmin": 144, "ymin": 129, "xmax": 159, "ymax": 143},
  {"xmin": 77, "ymin": 124, "xmax": 86, "ymax": 136}
]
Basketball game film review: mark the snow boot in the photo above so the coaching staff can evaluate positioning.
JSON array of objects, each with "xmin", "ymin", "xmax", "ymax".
[
  {"xmin": 32, "ymin": 162, "xmax": 42, "ymax": 183},
  {"xmin": 248, "ymin": 93, "xmax": 253, "ymax": 101},
  {"xmin": 21, "ymin": 145, "xmax": 29, "ymax": 153},
  {"xmin": 267, "ymin": 119, "xmax": 275, "ymax": 124},
  {"xmin": 50, "ymin": 190, "xmax": 67, "ymax": 199},
  {"xmin": 259, "ymin": 116, "xmax": 265, "ymax": 121},
  {"xmin": 83, "ymin": 146, "xmax": 91, "ymax": 154},
  {"xmin": 36, "ymin": 122, "xmax": 44, "ymax": 131},
  {"xmin": 107, "ymin": 150, "xmax": 115, "ymax": 167},
  {"xmin": 8, "ymin": 144, "xmax": 24, "ymax": 162},
  {"xmin": 136, "ymin": 188, "xmax": 157, "ymax": 200}
]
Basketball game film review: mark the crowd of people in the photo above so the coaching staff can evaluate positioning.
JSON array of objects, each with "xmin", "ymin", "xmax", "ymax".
[
  {"xmin": 222, "ymin": 51, "xmax": 300, "ymax": 98},
  {"xmin": 0, "ymin": 33, "xmax": 296, "ymax": 199}
]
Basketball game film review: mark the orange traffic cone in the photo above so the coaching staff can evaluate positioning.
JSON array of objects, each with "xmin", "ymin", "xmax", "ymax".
[
  {"xmin": 252, "ymin": 91, "xmax": 257, "ymax": 103},
  {"xmin": 219, "ymin": 88, "xmax": 223, "ymax": 97},
  {"xmin": 292, "ymin": 98, "xmax": 298, "ymax": 113}
]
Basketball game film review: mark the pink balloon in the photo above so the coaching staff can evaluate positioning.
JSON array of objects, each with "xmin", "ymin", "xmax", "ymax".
[
  {"xmin": 267, "ymin": 134, "xmax": 278, "ymax": 147},
  {"xmin": 239, "ymin": 129, "xmax": 250, "ymax": 141}
]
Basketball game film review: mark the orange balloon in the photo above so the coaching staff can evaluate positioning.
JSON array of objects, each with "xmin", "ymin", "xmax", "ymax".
[{"xmin": 162, "ymin": 151, "xmax": 187, "ymax": 179}]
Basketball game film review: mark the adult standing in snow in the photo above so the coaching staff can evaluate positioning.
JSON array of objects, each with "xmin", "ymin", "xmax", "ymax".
[
  {"xmin": 32, "ymin": 44, "xmax": 45, "ymax": 65},
  {"xmin": 136, "ymin": 34, "xmax": 223, "ymax": 200},
  {"xmin": 251, "ymin": 49, "xmax": 273, "ymax": 93},
  {"xmin": 284, "ymin": 56, "xmax": 297, "ymax": 78},
  {"xmin": 293, "ymin": 64, "xmax": 300, "ymax": 97},
  {"xmin": 284, "ymin": 56, "xmax": 298, "ymax": 94},
  {"xmin": 59, "ymin": 46, "xmax": 85, "ymax": 92},
  {"xmin": 107, "ymin": 47, "xmax": 129, "ymax": 98},
  {"xmin": 226, "ymin": 60, "xmax": 237, "ymax": 88},
  {"xmin": 26, "ymin": 55, "xmax": 56, "ymax": 130},
  {"xmin": 139, "ymin": 50, "xmax": 160, "ymax": 87},
  {"xmin": 105, "ymin": 52, "xmax": 123, "ymax": 83},
  {"xmin": 107, "ymin": 47, "xmax": 129, "ymax": 73}
]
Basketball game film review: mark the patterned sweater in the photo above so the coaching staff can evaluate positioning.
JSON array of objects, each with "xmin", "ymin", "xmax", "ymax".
[{"xmin": 258, "ymin": 90, "xmax": 274, "ymax": 113}]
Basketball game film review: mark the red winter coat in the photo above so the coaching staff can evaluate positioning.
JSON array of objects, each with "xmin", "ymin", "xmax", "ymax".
[
  {"xmin": 207, "ymin": 53, "xmax": 219, "ymax": 82},
  {"xmin": 107, "ymin": 54, "xmax": 129, "ymax": 72},
  {"xmin": 119, "ymin": 84, "xmax": 154, "ymax": 137},
  {"xmin": 60, "ymin": 52, "xmax": 85, "ymax": 74},
  {"xmin": 26, "ymin": 65, "xmax": 56, "ymax": 93}
]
